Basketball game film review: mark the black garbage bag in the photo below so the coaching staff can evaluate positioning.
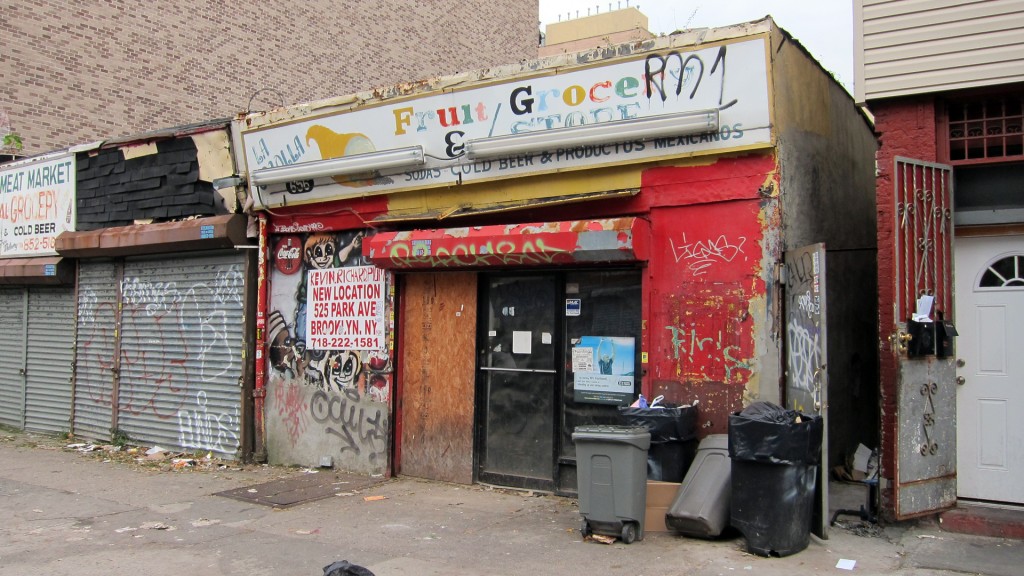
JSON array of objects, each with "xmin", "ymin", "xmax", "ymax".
[
  {"xmin": 619, "ymin": 403, "xmax": 699, "ymax": 481},
  {"xmin": 727, "ymin": 401, "xmax": 823, "ymax": 465},
  {"xmin": 324, "ymin": 560, "xmax": 375, "ymax": 576},
  {"xmin": 618, "ymin": 404, "xmax": 698, "ymax": 443}
]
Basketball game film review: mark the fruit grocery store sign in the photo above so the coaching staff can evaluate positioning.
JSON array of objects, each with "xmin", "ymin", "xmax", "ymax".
[{"xmin": 243, "ymin": 38, "xmax": 770, "ymax": 208}]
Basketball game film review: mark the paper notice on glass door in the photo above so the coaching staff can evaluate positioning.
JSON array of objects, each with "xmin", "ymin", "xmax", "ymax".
[{"xmin": 512, "ymin": 331, "xmax": 532, "ymax": 354}]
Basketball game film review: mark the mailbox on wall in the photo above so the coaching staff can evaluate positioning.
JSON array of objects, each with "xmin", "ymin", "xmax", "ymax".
[
  {"xmin": 906, "ymin": 317, "xmax": 957, "ymax": 358},
  {"xmin": 906, "ymin": 319, "xmax": 936, "ymax": 357},
  {"xmin": 936, "ymin": 319, "xmax": 958, "ymax": 358}
]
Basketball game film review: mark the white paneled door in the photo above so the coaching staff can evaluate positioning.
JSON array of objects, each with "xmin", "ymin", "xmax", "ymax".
[{"xmin": 955, "ymin": 235, "xmax": 1024, "ymax": 504}]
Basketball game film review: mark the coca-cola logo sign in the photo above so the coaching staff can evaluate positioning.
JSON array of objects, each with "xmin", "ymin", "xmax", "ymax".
[{"xmin": 274, "ymin": 235, "xmax": 303, "ymax": 275}]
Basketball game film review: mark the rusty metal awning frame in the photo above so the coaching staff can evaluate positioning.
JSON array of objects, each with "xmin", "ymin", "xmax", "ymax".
[
  {"xmin": 364, "ymin": 217, "xmax": 649, "ymax": 269},
  {"xmin": 0, "ymin": 256, "xmax": 74, "ymax": 285},
  {"xmin": 56, "ymin": 214, "xmax": 250, "ymax": 258}
]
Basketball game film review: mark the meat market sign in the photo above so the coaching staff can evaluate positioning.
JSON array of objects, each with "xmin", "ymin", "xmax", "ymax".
[
  {"xmin": 242, "ymin": 37, "xmax": 770, "ymax": 208},
  {"xmin": 0, "ymin": 153, "xmax": 76, "ymax": 257}
]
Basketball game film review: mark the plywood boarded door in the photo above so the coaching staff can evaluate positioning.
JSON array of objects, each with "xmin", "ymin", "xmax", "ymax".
[{"xmin": 399, "ymin": 272, "xmax": 477, "ymax": 483}]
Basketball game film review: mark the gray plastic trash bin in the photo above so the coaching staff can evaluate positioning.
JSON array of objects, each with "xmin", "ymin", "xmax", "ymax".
[
  {"xmin": 573, "ymin": 425, "xmax": 651, "ymax": 544},
  {"xmin": 665, "ymin": 434, "xmax": 731, "ymax": 538}
]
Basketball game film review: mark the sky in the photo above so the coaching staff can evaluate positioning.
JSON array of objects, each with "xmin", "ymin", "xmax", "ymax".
[{"xmin": 539, "ymin": 1, "xmax": 854, "ymax": 93}]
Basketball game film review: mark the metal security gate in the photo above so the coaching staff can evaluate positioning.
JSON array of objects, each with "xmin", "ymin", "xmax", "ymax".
[
  {"xmin": 73, "ymin": 261, "xmax": 119, "ymax": 442},
  {"xmin": 117, "ymin": 253, "xmax": 245, "ymax": 455},
  {"xmin": 24, "ymin": 287, "xmax": 76, "ymax": 434},
  {"xmin": 785, "ymin": 243, "xmax": 829, "ymax": 539},
  {"xmin": 0, "ymin": 288, "xmax": 27, "ymax": 428},
  {"xmin": 72, "ymin": 253, "xmax": 246, "ymax": 456},
  {"xmin": 0, "ymin": 286, "xmax": 75, "ymax": 433},
  {"xmin": 892, "ymin": 157, "xmax": 956, "ymax": 519}
]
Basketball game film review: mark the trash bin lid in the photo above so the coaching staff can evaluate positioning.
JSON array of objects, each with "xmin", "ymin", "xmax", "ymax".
[{"xmin": 572, "ymin": 425, "xmax": 651, "ymax": 450}]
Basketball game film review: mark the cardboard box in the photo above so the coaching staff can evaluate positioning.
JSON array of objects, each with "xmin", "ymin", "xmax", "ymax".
[{"xmin": 645, "ymin": 480, "xmax": 682, "ymax": 532}]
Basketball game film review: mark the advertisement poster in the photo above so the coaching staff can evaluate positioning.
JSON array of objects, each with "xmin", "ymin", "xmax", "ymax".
[
  {"xmin": 572, "ymin": 336, "xmax": 635, "ymax": 405},
  {"xmin": 306, "ymin": 265, "xmax": 386, "ymax": 350}
]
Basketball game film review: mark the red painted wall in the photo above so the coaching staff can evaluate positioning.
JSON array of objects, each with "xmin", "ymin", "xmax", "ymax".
[
  {"xmin": 642, "ymin": 156, "xmax": 774, "ymax": 435},
  {"xmin": 265, "ymin": 154, "xmax": 778, "ymax": 445},
  {"xmin": 872, "ymin": 97, "xmax": 939, "ymax": 496}
]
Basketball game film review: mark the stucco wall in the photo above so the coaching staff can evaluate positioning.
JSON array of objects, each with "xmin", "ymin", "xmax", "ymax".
[
  {"xmin": 769, "ymin": 28, "xmax": 881, "ymax": 467},
  {"xmin": 264, "ymin": 229, "xmax": 393, "ymax": 473}
]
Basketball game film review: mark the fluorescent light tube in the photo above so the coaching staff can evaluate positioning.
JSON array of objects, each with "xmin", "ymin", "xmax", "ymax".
[
  {"xmin": 465, "ymin": 109, "xmax": 719, "ymax": 160},
  {"xmin": 250, "ymin": 145, "xmax": 425, "ymax": 186}
]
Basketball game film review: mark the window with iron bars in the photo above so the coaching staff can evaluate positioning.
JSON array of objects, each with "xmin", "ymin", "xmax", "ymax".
[{"xmin": 941, "ymin": 91, "xmax": 1024, "ymax": 165}]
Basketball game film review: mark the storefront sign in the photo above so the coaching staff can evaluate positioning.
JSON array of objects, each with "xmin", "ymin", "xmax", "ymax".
[
  {"xmin": 306, "ymin": 265, "xmax": 386, "ymax": 350},
  {"xmin": 243, "ymin": 38, "xmax": 770, "ymax": 208},
  {"xmin": 572, "ymin": 336, "xmax": 636, "ymax": 405},
  {"xmin": 0, "ymin": 153, "xmax": 76, "ymax": 257}
]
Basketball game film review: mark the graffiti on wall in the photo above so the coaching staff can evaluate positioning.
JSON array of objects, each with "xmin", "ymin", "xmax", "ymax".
[
  {"xmin": 669, "ymin": 233, "xmax": 747, "ymax": 277},
  {"xmin": 785, "ymin": 247, "xmax": 824, "ymax": 413},
  {"xmin": 664, "ymin": 308, "xmax": 753, "ymax": 385},
  {"xmin": 75, "ymin": 262, "xmax": 245, "ymax": 455},
  {"xmin": 178, "ymin": 390, "xmax": 240, "ymax": 453},
  {"xmin": 385, "ymin": 236, "xmax": 571, "ymax": 268},
  {"xmin": 267, "ymin": 229, "xmax": 392, "ymax": 465},
  {"xmin": 76, "ymin": 287, "xmax": 117, "ymax": 411}
]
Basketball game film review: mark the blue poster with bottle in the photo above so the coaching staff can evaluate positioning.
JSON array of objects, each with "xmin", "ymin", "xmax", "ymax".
[{"xmin": 572, "ymin": 336, "xmax": 635, "ymax": 405}]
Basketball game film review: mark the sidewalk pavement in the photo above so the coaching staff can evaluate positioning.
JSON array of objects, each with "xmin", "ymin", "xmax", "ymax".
[{"xmin": 1, "ymin": 431, "xmax": 1020, "ymax": 576}]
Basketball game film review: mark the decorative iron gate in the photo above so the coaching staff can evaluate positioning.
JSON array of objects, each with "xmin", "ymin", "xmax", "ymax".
[
  {"xmin": 892, "ymin": 157, "xmax": 956, "ymax": 519},
  {"xmin": 894, "ymin": 157, "xmax": 954, "ymax": 323}
]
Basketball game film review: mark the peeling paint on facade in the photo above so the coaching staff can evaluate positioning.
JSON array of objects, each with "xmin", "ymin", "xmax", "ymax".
[{"xmin": 234, "ymin": 19, "xmax": 878, "ymax": 501}]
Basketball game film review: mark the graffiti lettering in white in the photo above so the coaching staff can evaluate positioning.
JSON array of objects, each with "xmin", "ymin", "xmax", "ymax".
[
  {"xmin": 669, "ymin": 234, "xmax": 746, "ymax": 276},
  {"xmin": 178, "ymin": 390, "xmax": 240, "ymax": 454},
  {"xmin": 797, "ymin": 291, "xmax": 820, "ymax": 319},
  {"xmin": 112, "ymin": 263, "xmax": 244, "ymax": 420},
  {"xmin": 786, "ymin": 319, "xmax": 820, "ymax": 394}
]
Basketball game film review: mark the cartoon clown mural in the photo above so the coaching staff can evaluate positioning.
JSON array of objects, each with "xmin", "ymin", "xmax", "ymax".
[{"xmin": 264, "ymin": 229, "xmax": 393, "ymax": 472}]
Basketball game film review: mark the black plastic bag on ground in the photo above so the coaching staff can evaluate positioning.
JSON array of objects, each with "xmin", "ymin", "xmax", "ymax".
[
  {"xmin": 324, "ymin": 560, "xmax": 375, "ymax": 576},
  {"xmin": 727, "ymin": 401, "xmax": 823, "ymax": 465},
  {"xmin": 618, "ymin": 404, "xmax": 698, "ymax": 444}
]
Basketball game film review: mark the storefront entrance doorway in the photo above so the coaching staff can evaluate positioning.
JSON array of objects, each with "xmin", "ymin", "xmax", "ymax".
[{"xmin": 476, "ymin": 270, "xmax": 642, "ymax": 493}]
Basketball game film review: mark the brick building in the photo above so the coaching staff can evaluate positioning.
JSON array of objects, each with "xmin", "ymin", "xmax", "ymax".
[
  {"xmin": 854, "ymin": 0, "xmax": 1024, "ymax": 519},
  {"xmin": 1, "ymin": 0, "xmax": 539, "ymax": 157},
  {"xmin": 0, "ymin": 1, "xmax": 538, "ymax": 458}
]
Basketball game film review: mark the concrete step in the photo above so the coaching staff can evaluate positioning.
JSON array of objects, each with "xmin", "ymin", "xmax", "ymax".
[{"xmin": 940, "ymin": 502, "xmax": 1024, "ymax": 540}]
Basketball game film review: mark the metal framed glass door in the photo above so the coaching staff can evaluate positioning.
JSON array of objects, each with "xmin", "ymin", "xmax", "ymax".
[
  {"xmin": 477, "ymin": 274, "xmax": 557, "ymax": 490},
  {"xmin": 475, "ymin": 270, "xmax": 643, "ymax": 492}
]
